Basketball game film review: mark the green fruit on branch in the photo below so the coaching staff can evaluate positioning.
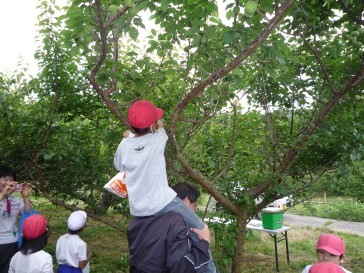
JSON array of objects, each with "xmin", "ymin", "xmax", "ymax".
[
  {"xmin": 129, "ymin": 6, "xmax": 139, "ymax": 16},
  {"xmin": 233, "ymin": 6, "xmax": 240, "ymax": 14},
  {"xmin": 116, "ymin": 82, "xmax": 124, "ymax": 89},
  {"xmin": 298, "ymin": 56, "xmax": 306, "ymax": 62},
  {"xmin": 245, "ymin": 1, "xmax": 257, "ymax": 15},
  {"xmin": 157, "ymin": 50, "xmax": 164, "ymax": 57},
  {"xmin": 351, "ymin": 31, "xmax": 359, "ymax": 37},
  {"xmin": 125, "ymin": 0, "xmax": 134, "ymax": 8},
  {"xmin": 109, "ymin": 5, "xmax": 118, "ymax": 13}
]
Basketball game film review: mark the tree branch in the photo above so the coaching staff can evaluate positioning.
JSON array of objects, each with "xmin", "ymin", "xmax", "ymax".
[
  {"xmin": 88, "ymin": 0, "xmax": 129, "ymax": 127},
  {"xmin": 303, "ymin": 36, "xmax": 338, "ymax": 94},
  {"xmin": 168, "ymin": 0, "xmax": 297, "ymax": 214},
  {"xmin": 338, "ymin": 0, "xmax": 364, "ymax": 25},
  {"xmin": 170, "ymin": 0, "xmax": 297, "ymax": 129},
  {"xmin": 212, "ymin": 101, "xmax": 238, "ymax": 182},
  {"xmin": 249, "ymin": 62, "xmax": 363, "ymax": 197}
]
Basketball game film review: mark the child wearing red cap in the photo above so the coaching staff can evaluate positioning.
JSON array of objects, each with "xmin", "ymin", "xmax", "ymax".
[
  {"xmin": 8, "ymin": 214, "xmax": 53, "ymax": 273},
  {"xmin": 309, "ymin": 262, "xmax": 345, "ymax": 273},
  {"xmin": 114, "ymin": 100, "xmax": 217, "ymax": 273},
  {"xmin": 302, "ymin": 234, "xmax": 352, "ymax": 273}
]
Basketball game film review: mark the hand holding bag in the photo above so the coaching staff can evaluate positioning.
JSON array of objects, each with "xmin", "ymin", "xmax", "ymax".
[{"xmin": 104, "ymin": 172, "xmax": 128, "ymax": 198}]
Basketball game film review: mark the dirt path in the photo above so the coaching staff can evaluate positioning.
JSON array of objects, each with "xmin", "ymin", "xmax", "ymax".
[{"xmin": 284, "ymin": 213, "xmax": 364, "ymax": 236}]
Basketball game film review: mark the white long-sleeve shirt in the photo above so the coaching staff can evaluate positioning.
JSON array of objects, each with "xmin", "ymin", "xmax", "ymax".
[{"xmin": 114, "ymin": 128, "xmax": 176, "ymax": 216}]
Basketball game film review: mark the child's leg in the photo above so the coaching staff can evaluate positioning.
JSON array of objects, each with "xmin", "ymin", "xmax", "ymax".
[
  {"xmin": 154, "ymin": 196, "xmax": 205, "ymax": 229},
  {"xmin": 155, "ymin": 197, "xmax": 217, "ymax": 273}
]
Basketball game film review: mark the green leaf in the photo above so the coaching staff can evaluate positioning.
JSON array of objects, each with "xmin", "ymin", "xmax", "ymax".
[
  {"xmin": 129, "ymin": 27, "xmax": 139, "ymax": 41},
  {"xmin": 208, "ymin": 158, "xmax": 215, "ymax": 169},
  {"xmin": 223, "ymin": 31, "xmax": 235, "ymax": 44}
]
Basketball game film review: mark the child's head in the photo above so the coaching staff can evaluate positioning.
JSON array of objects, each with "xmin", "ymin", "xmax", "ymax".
[
  {"xmin": 21, "ymin": 214, "xmax": 49, "ymax": 254},
  {"xmin": 309, "ymin": 262, "xmax": 345, "ymax": 273},
  {"xmin": 316, "ymin": 234, "xmax": 345, "ymax": 265},
  {"xmin": 68, "ymin": 210, "xmax": 87, "ymax": 234},
  {"xmin": 128, "ymin": 100, "xmax": 164, "ymax": 133}
]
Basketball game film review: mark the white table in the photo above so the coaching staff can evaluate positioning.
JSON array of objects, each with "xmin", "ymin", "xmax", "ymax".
[{"xmin": 246, "ymin": 223, "xmax": 291, "ymax": 272}]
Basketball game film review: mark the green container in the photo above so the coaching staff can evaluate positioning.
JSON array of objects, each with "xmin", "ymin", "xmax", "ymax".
[{"xmin": 261, "ymin": 208, "xmax": 283, "ymax": 230}]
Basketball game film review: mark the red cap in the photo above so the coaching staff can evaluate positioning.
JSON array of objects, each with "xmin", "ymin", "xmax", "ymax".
[
  {"xmin": 128, "ymin": 100, "xmax": 164, "ymax": 128},
  {"xmin": 309, "ymin": 262, "xmax": 345, "ymax": 273},
  {"xmin": 316, "ymin": 234, "xmax": 345, "ymax": 256},
  {"xmin": 22, "ymin": 214, "xmax": 47, "ymax": 239}
]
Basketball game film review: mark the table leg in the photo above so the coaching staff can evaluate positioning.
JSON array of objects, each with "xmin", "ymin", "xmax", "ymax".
[
  {"xmin": 274, "ymin": 234, "xmax": 279, "ymax": 272},
  {"xmin": 285, "ymin": 231, "xmax": 290, "ymax": 263}
]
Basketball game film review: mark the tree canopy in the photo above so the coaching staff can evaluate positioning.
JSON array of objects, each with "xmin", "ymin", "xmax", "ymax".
[{"xmin": 1, "ymin": 0, "xmax": 363, "ymax": 272}]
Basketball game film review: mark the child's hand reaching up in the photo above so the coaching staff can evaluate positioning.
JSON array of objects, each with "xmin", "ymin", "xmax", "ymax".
[
  {"xmin": 157, "ymin": 119, "xmax": 165, "ymax": 129},
  {"xmin": 123, "ymin": 130, "xmax": 135, "ymax": 138},
  {"xmin": 123, "ymin": 130, "xmax": 131, "ymax": 138}
]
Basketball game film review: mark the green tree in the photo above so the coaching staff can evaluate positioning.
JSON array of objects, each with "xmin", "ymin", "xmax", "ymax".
[
  {"xmin": 1, "ymin": 0, "xmax": 364, "ymax": 272},
  {"xmin": 60, "ymin": 0, "xmax": 363, "ymax": 271}
]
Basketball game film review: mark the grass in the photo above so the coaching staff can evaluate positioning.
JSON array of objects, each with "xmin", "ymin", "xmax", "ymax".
[
  {"xmin": 240, "ymin": 227, "xmax": 364, "ymax": 273},
  {"xmin": 28, "ymin": 197, "xmax": 130, "ymax": 273},
  {"xmin": 21, "ymin": 194, "xmax": 364, "ymax": 273},
  {"xmin": 291, "ymin": 195, "xmax": 364, "ymax": 222}
]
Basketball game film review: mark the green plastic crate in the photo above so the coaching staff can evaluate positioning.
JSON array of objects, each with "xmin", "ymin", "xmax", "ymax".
[{"xmin": 261, "ymin": 208, "xmax": 283, "ymax": 230}]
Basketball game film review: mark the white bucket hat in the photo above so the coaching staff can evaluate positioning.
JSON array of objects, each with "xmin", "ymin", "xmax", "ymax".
[{"xmin": 68, "ymin": 210, "xmax": 87, "ymax": 231}]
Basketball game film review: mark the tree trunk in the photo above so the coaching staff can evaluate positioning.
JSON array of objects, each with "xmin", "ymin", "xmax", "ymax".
[{"xmin": 231, "ymin": 213, "xmax": 248, "ymax": 273}]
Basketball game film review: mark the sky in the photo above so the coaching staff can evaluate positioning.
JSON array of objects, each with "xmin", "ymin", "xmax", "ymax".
[
  {"xmin": 0, "ymin": 0, "xmax": 231, "ymax": 77},
  {"xmin": 0, "ymin": 0, "xmax": 39, "ymax": 75}
]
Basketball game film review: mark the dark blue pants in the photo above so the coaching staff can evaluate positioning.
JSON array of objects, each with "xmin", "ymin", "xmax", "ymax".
[
  {"xmin": 0, "ymin": 242, "xmax": 18, "ymax": 273},
  {"xmin": 58, "ymin": 264, "xmax": 82, "ymax": 273}
]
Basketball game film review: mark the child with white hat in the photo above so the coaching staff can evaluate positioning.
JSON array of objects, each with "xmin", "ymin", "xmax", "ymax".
[{"xmin": 56, "ymin": 211, "xmax": 92, "ymax": 273}]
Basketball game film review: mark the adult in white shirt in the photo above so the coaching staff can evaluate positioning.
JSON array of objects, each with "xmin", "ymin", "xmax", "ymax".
[{"xmin": 0, "ymin": 167, "xmax": 32, "ymax": 273}]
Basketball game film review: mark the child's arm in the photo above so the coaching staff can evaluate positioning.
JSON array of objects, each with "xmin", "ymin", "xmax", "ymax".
[
  {"xmin": 191, "ymin": 224, "xmax": 211, "ymax": 244},
  {"xmin": 0, "ymin": 183, "xmax": 12, "ymax": 201},
  {"xmin": 79, "ymin": 252, "xmax": 93, "ymax": 269},
  {"xmin": 154, "ymin": 119, "xmax": 168, "ymax": 154},
  {"xmin": 123, "ymin": 130, "xmax": 135, "ymax": 138},
  {"xmin": 21, "ymin": 183, "xmax": 32, "ymax": 214},
  {"xmin": 157, "ymin": 119, "xmax": 165, "ymax": 129}
]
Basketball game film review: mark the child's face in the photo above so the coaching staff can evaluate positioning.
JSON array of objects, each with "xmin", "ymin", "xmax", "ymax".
[{"xmin": 317, "ymin": 249, "xmax": 341, "ymax": 264}]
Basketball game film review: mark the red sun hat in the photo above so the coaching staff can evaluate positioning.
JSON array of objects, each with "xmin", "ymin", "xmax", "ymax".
[
  {"xmin": 316, "ymin": 234, "xmax": 345, "ymax": 256},
  {"xmin": 128, "ymin": 100, "xmax": 164, "ymax": 129},
  {"xmin": 309, "ymin": 262, "xmax": 345, "ymax": 273},
  {"xmin": 22, "ymin": 214, "xmax": 47, "ymax": 239}
]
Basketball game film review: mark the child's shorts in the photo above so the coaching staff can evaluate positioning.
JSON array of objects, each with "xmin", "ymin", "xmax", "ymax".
[{"xmin": 58, "ymin": 264, "xmax": 82, "ymax": 273}]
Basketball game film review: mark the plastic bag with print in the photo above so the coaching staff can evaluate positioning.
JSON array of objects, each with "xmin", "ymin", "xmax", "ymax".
[{"xmin": 103, "ymin": 172, "xmax": 128, "ymax": 198}]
